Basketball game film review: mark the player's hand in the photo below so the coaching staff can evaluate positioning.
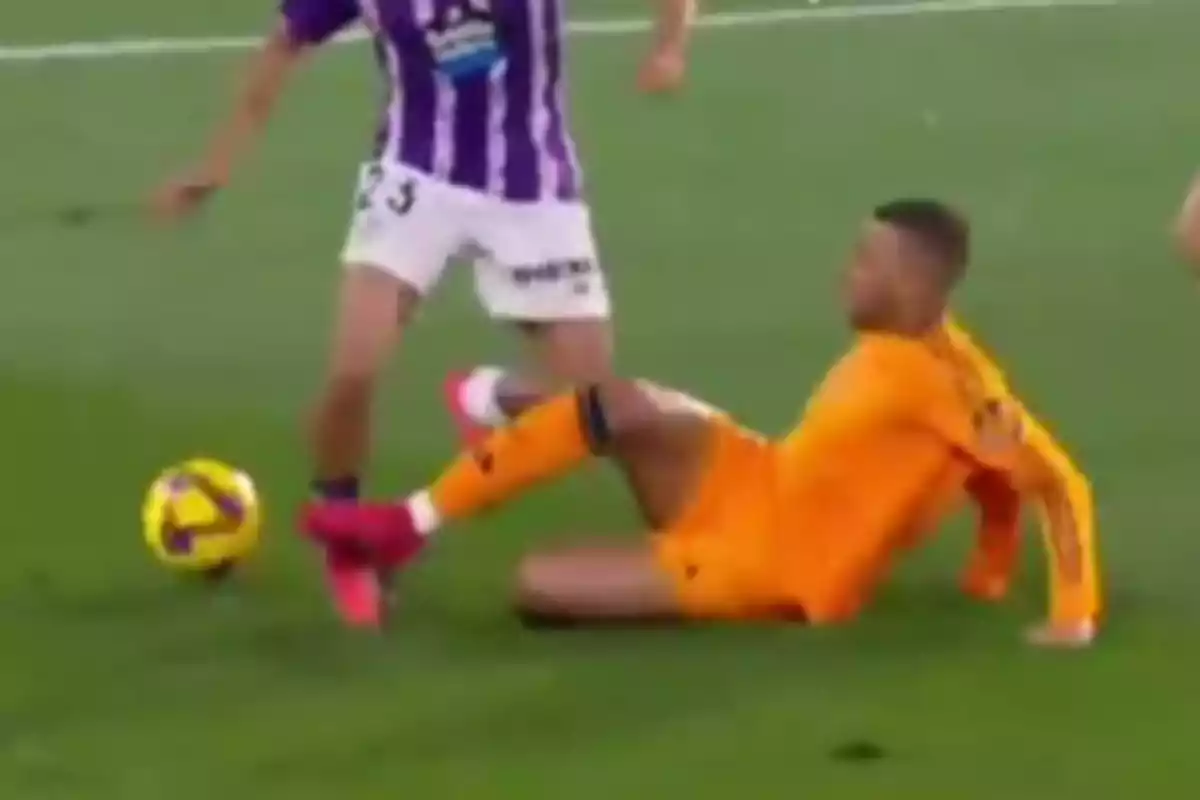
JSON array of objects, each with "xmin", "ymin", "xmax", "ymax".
[
  {"xmin": 637, "ymin": 47, "xmax": 687, "ymax": 95},
  {"xmin": 150, "ymin": 166, "xmax": 226, "ymax": 222},
  {"xmin": 961, "ymin": 568, "xmax": 1008, "ymax": 603},
  {"xmin": 1025, "ymin": 619, "xmax": 1096, "ymax": 649}
]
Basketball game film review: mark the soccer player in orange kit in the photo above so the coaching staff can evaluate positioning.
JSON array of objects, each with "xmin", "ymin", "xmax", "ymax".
[{"xmin": 303, "ymin": 198, "xmax": 1100, "ymax": 648}]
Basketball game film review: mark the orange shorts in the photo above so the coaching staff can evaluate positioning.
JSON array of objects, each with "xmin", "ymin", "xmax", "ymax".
[{"xmin": 652, "ymin": 417, "xmax": 801, "ymax": 620}]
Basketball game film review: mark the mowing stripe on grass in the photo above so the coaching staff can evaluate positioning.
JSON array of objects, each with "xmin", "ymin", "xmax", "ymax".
[{"xmin": 0, "ymin": 0, "xmax": 1122, "ymax": 64}]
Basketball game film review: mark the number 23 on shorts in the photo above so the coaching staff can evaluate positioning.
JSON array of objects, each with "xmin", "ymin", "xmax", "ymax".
[{"xmin": 355, "ymin": 163, "xmax": 417, "ymax": 217}]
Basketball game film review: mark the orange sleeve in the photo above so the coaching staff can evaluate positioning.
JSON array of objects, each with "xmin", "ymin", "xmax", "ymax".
[
  {"xmin": 923, "ymin": 323, "xmax": 1101, "ymax": 626},
  {"xmin": 1011, "ymin": 412, "xmax": 1101, "ymax": 626},
  {"xmin": 940, "ymin": 395, "xmax": 1100, "ymax": 626},
  {"xmin": 907, "ymin": 352, "xmax": 1024, "ymax": 598},
  {"xmin": 939, "ymin": 320, "xmax": 1027, "ymax": 587},
  {"xmin": 921, "ymin": 326, "xmax": 1022, "ymax": 474}
]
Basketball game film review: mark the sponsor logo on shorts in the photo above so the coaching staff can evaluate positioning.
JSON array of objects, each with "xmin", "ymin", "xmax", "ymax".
[{"xmin": 510, "ymin": 259, "xmax": 596, "ymax": 292}]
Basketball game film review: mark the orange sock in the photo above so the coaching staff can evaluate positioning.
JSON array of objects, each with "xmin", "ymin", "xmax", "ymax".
[{"xmin": 418, "ymin": 391, "xmax": 595, "ymax": 528}]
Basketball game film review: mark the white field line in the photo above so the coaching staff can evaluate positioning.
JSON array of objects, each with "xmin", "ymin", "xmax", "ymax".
[{"xmin": 0, "ymin": 0, "xmax": 1121, "ymax": 65}]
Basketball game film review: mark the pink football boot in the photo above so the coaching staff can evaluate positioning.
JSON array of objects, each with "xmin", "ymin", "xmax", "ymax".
[
  {"xmin": 321, "ymin": 545, "xmax": 385, "ymax": 629},
  {"xmin": 442, "ymin": 371, "xmax": 490, "ymax": 447},
  {"xmin": 302, "ymin": 500, "xmax": 426, "ymax": 629}
]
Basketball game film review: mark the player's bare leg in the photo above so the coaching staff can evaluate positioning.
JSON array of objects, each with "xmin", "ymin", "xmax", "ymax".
[
  {"xmin": 303, "ymin": 378, "xmax": 718, "ymax": 625},
  {"xmin": 445, "ymin": 318, "xmax": 615, "ymax": 443},
  {"xmin": 512, "ymin": 380, "xmax": 716, "ymax": 624},
  {"xmin": 514, "ymin": 543, "xmax": 682, "ymax": 626},
  {"xmin": 448, "ymin": 376, "xmax": 712, "ymax": 528},
  {"xmin": 311, "ymin": 267, "xmax": 420, "ymax": 489},
  {"xmin": 1175, "ymin": 174, "xmax": 1200, "ymax": 267},
  {"xmin": 517, "ymin": 318, "xmax": 615, "ymax": 388},
  {"xmin": 308, "ymin": 265, "xmax": 421, "ymax": 625}
]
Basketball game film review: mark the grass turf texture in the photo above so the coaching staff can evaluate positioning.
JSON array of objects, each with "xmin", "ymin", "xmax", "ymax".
[{"xmin": 2, "ymin": 0, "xmax": 1200, "ymax": 796}]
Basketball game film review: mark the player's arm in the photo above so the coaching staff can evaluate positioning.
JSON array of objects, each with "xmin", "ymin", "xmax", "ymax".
[
  {"xmin": 1174, "ymin": 173, "xmax": 1200, "ymax": 267},
  {"xmin": 933, "ymin": 394, "xmax": 1099, "ymax": 639},
  {"xmin": 152, "ymin": 0, "xmax": 358, "ymax": 220},
  {"xmin": 934, "ymin": 321, "xmax": 1027, "ymax": 600},
  {"xmin": 929, "ymin": 324, "xmax": 1099, "ymax": 644},
  {"xmin": 1011, "ymin": 413, "xmax": 1101, "ymax": 645},
  {"xmin": 961, "ymin": 468, "xmax": 1022, "ymax": 602},
  {"xmin": 653, "ymin": 0, "xmax": 697, "ymax": 54},
  {"xmin": 638, "ymin": 0, "xmax": 697, "ymax": 94},
  {"xmin": 918, "ymin": 347, "xmax": 1099, "ymax": 646}
]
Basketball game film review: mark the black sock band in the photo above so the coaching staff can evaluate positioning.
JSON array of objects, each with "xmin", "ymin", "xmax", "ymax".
[
  {"xmin": 312, "ymin": 476, "xmax": 361, "ymax": 501},
  {"xmin": 575, "ymin": 385, "xmax": 612, "ymax": 452}
]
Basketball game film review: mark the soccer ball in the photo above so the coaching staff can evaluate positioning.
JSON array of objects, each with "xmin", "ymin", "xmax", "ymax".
[{"xmin": 142, "ymin": 458, "xmax": 262, "ymax": 574}]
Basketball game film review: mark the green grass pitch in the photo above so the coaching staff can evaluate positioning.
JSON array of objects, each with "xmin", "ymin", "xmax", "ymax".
[{"xmin": 2, "ymin": 1, "xmax": 1199, "ymax": 797}]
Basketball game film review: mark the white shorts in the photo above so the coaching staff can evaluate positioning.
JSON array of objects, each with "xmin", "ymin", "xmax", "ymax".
[{"xmin": 340, "ymin": 161, "xmax": 610, "ymax": 320}]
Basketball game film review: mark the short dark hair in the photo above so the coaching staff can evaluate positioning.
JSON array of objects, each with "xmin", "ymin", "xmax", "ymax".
[{"xmin": 873, "ymin": 198, "xmax": 969, "ymax": 287}]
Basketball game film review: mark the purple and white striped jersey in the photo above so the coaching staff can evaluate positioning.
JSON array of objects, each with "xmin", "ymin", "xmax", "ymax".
[{"xmin": 281, "ymin": 0, "xmax": 582, "ymax": 202}]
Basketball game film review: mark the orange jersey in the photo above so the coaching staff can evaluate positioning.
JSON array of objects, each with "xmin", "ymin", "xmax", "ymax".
[{"xmin": 767, "ymin": 320, "xmax": 1099, "ymax": 626}]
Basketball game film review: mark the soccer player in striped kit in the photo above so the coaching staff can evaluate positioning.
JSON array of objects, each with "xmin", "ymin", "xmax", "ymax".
[{"xmin": 154, "ymin": 0, "xmax": 696, "ymax": 626}]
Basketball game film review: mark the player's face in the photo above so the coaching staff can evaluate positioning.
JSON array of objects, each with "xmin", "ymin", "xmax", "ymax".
[{"xmin": 843, "ymin": 221, "xmax": 908, "ymax": 329}]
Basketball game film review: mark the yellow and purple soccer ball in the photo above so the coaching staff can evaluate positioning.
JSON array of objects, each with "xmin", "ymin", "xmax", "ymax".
[{"xmin": 141, "ymin": 459, "xmax": 262, "ymax": 575}]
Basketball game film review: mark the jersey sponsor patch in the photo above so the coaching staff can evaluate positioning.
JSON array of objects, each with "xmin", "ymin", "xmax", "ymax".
[{"xmin": 424, "ymin": 0, "xmax": 505, "ymax": 81}]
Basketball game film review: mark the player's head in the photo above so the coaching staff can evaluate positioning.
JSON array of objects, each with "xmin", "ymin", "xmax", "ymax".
[{"xmin": 844, "ymin": 198, "xmax": 969, "ymax": 332}]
